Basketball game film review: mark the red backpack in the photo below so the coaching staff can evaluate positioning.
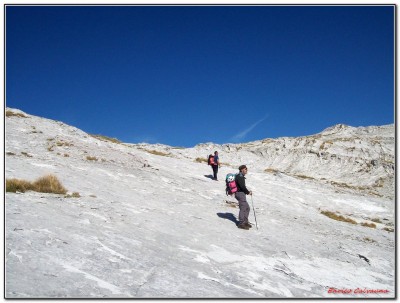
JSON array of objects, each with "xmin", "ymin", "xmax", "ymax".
[
  {"xmin": 208, "ymin": 155, "xmax": 215, "ymax": 165},
  {"xmin": 225, "ymin": 173, "xmax": 238, "ymax": 195}
]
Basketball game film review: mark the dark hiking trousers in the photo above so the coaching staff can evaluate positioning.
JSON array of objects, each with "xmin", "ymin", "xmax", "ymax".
[
  {"xmin": 235, "ymin": 192, "xmax": 250, "ymax": 225},
  {"xmin": 211, "ymin": 164, "xmax": 218, "ymax": 180}
]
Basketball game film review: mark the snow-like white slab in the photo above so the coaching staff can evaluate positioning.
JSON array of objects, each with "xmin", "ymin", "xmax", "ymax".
[{"xmin": 5, "ymin": 108, "xmax": 395, "ymax": 298}]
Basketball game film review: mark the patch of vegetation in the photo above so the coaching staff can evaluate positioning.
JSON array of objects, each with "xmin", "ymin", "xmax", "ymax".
[
  {"xmin": 32, "ymin": 175, "xmax": 67, "ymax": 194},
  {"xmin": 321, "ymin": 211, "xmax": 357, "ymax": 224},
  {"xmin": 330, "ymin": 181, "xmax": 368, "ymax": 191},
  {"xmin": 171, "ymin": 146, "xmax": 186, "ymax": 149},
  {"xmin": 21, "ymin": 152, "xmax": 33, "ymax": 158},
  {"xmin": 363, "ymin": 237, "xmax": 376, "ymax": 243},
  {"xmin": 6, "ymin": 175, "xmax": 67, "ymax": 194},
  {"xmin": 371, "ymin": 218, "xmax": 382, "ymax": 224},
  {"xmin": 264, "ymin": 168, "xmax": 279, "ymax": 174},
  {"xmin": 90, "ymin": 134, "xmax": 122, "ymax": 144},
  {"xmin": 145, "ymin": 150, "xmax": 171, "ymax": 157},
  {"xmin": 6, "ymin": 110, "xmax": 27, "ymax": 118},
  {"xmin": 56, "ymin": 141, "xmax": 73, "ymax": 147},
  {"xmin": 321, "ymin": 210, "xmax": 387, "ymax": 229},
  {"xmin": 293, "ymin": 174, "xmax": 316, "ymax": 180},
  {"xmin": 361, "ymin": 222, "xmax": 377, "ymax": 229},
  {"xmin": 383, "ymin": 227, "xmax": 394, "ymax": 233},
  {"xmin": 89, "ymin": 195, "xmax": 97, "ymax": 198},
  {"xmin": 64, "ymin": 154, "xmax": 70, "ymax": 157},
  {"xmin": 65, "ymin": 192, "xmax": 81, "ymax": 198},
  {"xmin": 6, "ymin": 178, "xmax": 35, "ymax": 193},
  {"xmin": 261, "ymin": 139, "xmax": 273, "ymax": 144},
  {"xmin": 6, "ymin": 152, "xmax": 16, "ymax": 156},
  {"xmin": 86, "ymin": 156, "xmax": 98, "ymax": 161},
  {"xmin": 368, "ymin": 191, "xmax": 383, "ymax": 198}
]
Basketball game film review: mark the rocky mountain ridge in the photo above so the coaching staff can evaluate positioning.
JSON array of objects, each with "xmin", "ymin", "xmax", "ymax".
[{"xmin": 134, "ymin": 122, "xmax": 395, "ymax": 200}]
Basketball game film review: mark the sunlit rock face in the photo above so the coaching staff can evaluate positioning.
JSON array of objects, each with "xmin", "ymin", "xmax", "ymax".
[{"xmin": 5, "ymin": 108, "xmax": 394, "ymax": 298}]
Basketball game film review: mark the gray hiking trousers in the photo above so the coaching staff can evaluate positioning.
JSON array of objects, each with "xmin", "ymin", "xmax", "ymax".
[{"xmin": 235, "ymin": 192, "xmax": 250, "ymax": 225}]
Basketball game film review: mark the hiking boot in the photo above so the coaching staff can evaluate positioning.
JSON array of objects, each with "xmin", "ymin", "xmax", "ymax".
[
  {"xmin": 237, "ymin": 224, "xmax": 249, "ymax": 230},
  {"xmin": 245, "ymin": 223, "xmax": 252, "ymax": 228}
]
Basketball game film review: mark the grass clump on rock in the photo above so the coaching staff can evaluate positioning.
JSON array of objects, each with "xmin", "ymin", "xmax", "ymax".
[
  {"xmin": 90, "ymin": 134, "xmax": 122, "ymax": 144},
  {"xmin": 6, "ymin": 179, "xmax": 35, "ymax": 193},
  {"xmin": 6, "ymin": 110, "xmax": 27, "ymax": 118},
  {"xmin": 146, "ymin": 150, "xmax": 171, "ymax": 157},
  {"xmin": 321, "ymin": 210, "xmax": 357, "ymax": 225},
  {"xmin": 6, "ymin": 174, "xmax": 67, "ymax": 194},
  {"xmin": 32, "ymin": 175, "xmax": 67, "ymax": 194}
]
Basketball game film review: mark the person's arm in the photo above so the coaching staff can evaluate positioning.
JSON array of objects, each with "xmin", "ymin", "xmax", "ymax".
[{"xmin": 236, "ymin": 175, "xmax": 250, "ymax": 195}]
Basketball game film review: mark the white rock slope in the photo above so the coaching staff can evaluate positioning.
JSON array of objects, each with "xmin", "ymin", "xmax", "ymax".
[{"xmin": 5, "ymin": 108, "xmax": 395, "ymax": 298}]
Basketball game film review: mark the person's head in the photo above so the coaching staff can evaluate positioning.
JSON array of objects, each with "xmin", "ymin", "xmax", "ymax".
[
  {"xmin": 214, "ymin": 151, "xmax": 218, "ymax": 155},
  {"xmin": 239, "ymin": 165, "xmax": 248, "ymax": 175}
]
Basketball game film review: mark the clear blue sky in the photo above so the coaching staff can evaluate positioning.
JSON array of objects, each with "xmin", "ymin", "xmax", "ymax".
[{"xmin": 6, "ymin": 5, "xmax": 394, "ymax": 147}]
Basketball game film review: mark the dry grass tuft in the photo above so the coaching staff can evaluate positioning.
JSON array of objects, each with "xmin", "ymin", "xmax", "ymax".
[
  {"xmin": 294, "ymin": 174, "xmax": 316, "ymax": 180},
  {"xmin": 361, "ymin": 222, "xmax": 377, "ymax": 229},
  {"xmin": 330, "ymin": 181, "xmax": 368, "ymax": 191},
  {"xmin": 6, "ymin": 178, "xmax": 35, "ymax": 193},
  {"xmin": 65, "ymin": 192, "xmax": 81, "ymax": 198},
  {"xmin": 56, "ymin": 141, "xmax": 73, "ymax": 147},
  {"xmin": 321, "ymin": 211, "xmax": 357, "ymax": 224},
  {"xmin": 146, "ymin": 150, "xmax": 171, "ymax": 157},
  {"xmin": 90, "ymin": 134, "xmax": 122, "ymax": 144},
  {"xmin": 264, "ymin": 168, "xmax": 279, "ymax": 174},
  {"xmin": 86, "ymin": 156, "xmax": 98, "ymax": 161},
  {"xmin": 21, "ymin": 152, "xmax": 33, "ymax": 158},
  {"xmin": 32, "ymin": 175, "xmax": 67, "ymax": 194},
  {"xmin": 6, "ymin": 110, "xmax": 28, "ymax": 118},
  {"xmin": 6, "ymin": 175, "xmax": 67, "ymax": 194}
]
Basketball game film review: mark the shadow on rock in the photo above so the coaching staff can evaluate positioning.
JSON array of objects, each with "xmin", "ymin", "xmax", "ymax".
[{"xmin": 217, "ymin": 212, "xmax": 239, "ymax": 225}]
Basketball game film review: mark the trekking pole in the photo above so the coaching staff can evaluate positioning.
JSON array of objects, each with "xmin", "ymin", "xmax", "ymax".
[{"xmin": 250, "ymin": 195, "xmax": 258, "ymax": 230}]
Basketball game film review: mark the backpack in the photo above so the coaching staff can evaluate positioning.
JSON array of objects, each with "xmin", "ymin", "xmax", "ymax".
[
  {"xmin": 208, "ymin": 155, "xmax": 215, "ymax": 165},
  {"xmin": 225, "ymin": 173, "xmax": 238, "ymax": 196}
]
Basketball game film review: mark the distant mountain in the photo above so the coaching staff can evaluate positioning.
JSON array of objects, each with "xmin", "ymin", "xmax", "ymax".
[{"xmin": 142, "ymin": 122, "xmax": 395, "ymax": 200}]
